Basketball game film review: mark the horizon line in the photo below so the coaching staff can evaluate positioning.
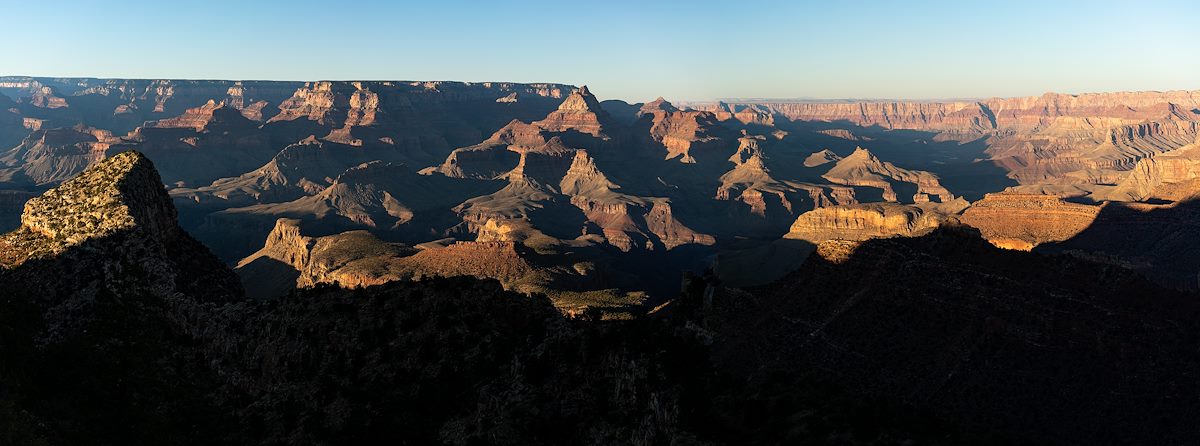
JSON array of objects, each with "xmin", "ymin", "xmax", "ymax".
[{"xmin": 2, "ymin": 74, "xmax": 1196, "ymax": 105}]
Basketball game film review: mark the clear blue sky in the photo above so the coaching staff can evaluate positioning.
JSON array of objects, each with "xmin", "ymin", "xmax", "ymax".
[{"xmin": 2, "ymin": 0, "xmax": 1196, "ymax": 102}]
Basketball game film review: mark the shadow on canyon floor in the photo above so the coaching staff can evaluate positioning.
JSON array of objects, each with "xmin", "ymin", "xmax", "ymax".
[
  {"xmin": 0, "ymin": 228, "xmax": 965, "ymax": 445},
  {"xmin": 716, "ymin": 224, "xmax": 1200, "ymax": 445},
  {"xmin": 772, "ymin": 118, "xmax": 1017, "ymax": 201},
  {"xmin": 1039, "ymin": 197, "xmax": 1200, "ymax": 290}
]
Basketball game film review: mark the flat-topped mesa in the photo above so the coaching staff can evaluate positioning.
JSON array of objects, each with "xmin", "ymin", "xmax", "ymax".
[
  {"xmin": 745, "ymin": 101, "xmax": 992, "ymax": 132},
  {"xmin": 783, "ymin": 202, "xmax": 942, "ymax": 243},
  {"xmin": 960, "ymin": 193, "xmax": 1100, "ymax": 251},
  {"xmin": 816, "ymin": 129, "xmax": 866, "ymax": 141},
  {"xmin": 17, "ymin": 151, "xmax": 179, "ymax": 249},
  {"xmin": 533, "ymin": 85, "xmax": 615, "ymax": 137}
]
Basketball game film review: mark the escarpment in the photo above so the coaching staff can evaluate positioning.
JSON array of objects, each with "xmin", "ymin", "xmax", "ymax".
[
  {"xmin": 783, "ymin": 202, "xmax": 944, "ymax": 243},
  {"xmin": 2, "ymin": 77, "xmax": 1198, "ymax": 315},
  {"xmin": 960, "ymin": 193, "xmax": 1100, "ymax": 250},
  {"xmin": 1101, "ymin": 137, "xmax": 1200, "ymax": 201}
]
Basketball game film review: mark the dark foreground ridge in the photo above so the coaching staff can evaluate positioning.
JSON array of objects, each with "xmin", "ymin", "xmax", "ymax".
[{"xmin": 2, "ymin": 152, "xmax": 1200, "ymax": 445}]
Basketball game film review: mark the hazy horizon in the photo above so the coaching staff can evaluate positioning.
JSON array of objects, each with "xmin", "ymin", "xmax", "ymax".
[
  {"xmin": 9, "ymin": 73, "xmax": 1197, "ymax": 104},
  {"xmin": 2, "ymin": 0, "xmax": 1197, "ymax": 102}
]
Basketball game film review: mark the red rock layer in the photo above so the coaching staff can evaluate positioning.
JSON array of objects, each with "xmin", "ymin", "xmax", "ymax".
[{"xmin": 959, "ymin": 193, "xmax": 1101, "ymax": 250}]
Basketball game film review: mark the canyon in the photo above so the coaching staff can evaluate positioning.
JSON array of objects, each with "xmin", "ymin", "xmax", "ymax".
[
  {"xmin": 3, "ymin": 146, "xmax": 1199, "ymax": 445},
  {"xmin": 4, "ymin": 1, "xmax": 1198, "ymax": 443},
  {"xmin": 1, "ymin": 77, "xmax": 1199, "ymax": 303}
]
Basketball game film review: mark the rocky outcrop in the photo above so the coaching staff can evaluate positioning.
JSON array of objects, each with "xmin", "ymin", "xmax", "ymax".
[
  {"xmin": 0, "ymin": 189, "xmax": 35, "ymax": 231},
  {"xmin": 429, "ymin": 120, "xmax": 563, "ymax": 179},
  {"xmin": 28, "ymin": 85, "xmax": 69, "ymax": 109},
  {"xmin": 803, "ymin": 148, "xmax": 842, "ymax": 167},
  {"xmin": 175, "ymin": 136, "xmax": 372, "ymax": 208},
  {"xmin": 114, "ymin": 102, "xmax": 277, "ymax": 187},
  {"xmin": 816, "ymin": 129, "xmax": 868, "ymax": 141},
  {"xmin": 0, "ymin": 126, "xmax": 116, "ymax": 186},
  {"xmin": 959, "ymin": 193, "xmax": 1100, "ymax": 250},
  {"xmin": 388, "ymin": 241, "xmax": 536, "ymax": 289},
  {"xmin": 689, "ymin": 91, "xmax": 1200, "ymax": 196},
  {"xmin": 212, "ymin": 161, "xmax": 499, "ymax": 244},
  {"xmin": 783, "ymin": 202, "xmax": 942, "ymax": 243},
  {"xmin": 715, "ymin": 135, "xmax": 795, "ymax": 216},
  {"xmin": 12, "ymin": 151, "xmax": 178, "ymax": 247},
  {"xmin": 1100, "ymin": 138, "xmax": 1200, "ymax": 201},
  {"xmin": 235, "ymin": 218, "xmax": 414, "ymax": 297},
  {"xmin": 236, "ymin": 218, "xmax": 549, "ymax": 297},
  {"xmin": 562, "ymin": 150, "xmax": 714, "ymax": 250},
  {"xmin": 452, "ymin": 153, "xmax": 570, "ymax": 244},
  {"xmin": 267, "ymin": 81, "xmax": 347, "ymax": 125},
  {"xmin": 532, "ymin": 85, "xmax": 614, "ymax": 138},
  {"xmin": 148, "ymin": 99, "xmax": 228, "ymax": 130},
  {"xmin": 822, "ymin": 147, "xmax": 954, "ymax": 203},
  {"xmin": 0, "ymin": 151, "xmax": 239, "ymax": 300},
  {"xmin": 636, "ymin": 98, "xmax": 724, "ymax": 163},
  {"xmin": 701, "ymin": 102, "xmax": 776, "ymax": 127},
  {"xmin": 321, "ymin": 82, "xmax": 383, "ymax": 145},
  {"xmin": 1146, "ymin": 177, "xmax": 1200, "ymax": 202}
]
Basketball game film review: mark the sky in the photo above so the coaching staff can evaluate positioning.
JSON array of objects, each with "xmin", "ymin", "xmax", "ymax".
[{"xmin": 1, "ymin": 0, "xmax": 1197, "ymax": 102}]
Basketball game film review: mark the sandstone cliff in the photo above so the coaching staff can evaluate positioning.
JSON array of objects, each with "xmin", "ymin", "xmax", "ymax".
[
  {"xmin": 687, "ymin": 91, "xmax": 1200, "ymax": 197},
  {"xmin": 783, "ymin": 202, "xmax": 943, "ymax": 243},
  {"xmin": 1100, "ymin": 137, "xmax": 1200, "ymax": 201},
  {"xmin": 960, "ymin": 193, "xmax": 1100, "ymax": 250}
]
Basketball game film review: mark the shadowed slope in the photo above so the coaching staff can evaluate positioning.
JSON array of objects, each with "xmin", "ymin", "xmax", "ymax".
[{"xmin": 716, "ymin": 224, "xmax": 1200, "ymax": 445}]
